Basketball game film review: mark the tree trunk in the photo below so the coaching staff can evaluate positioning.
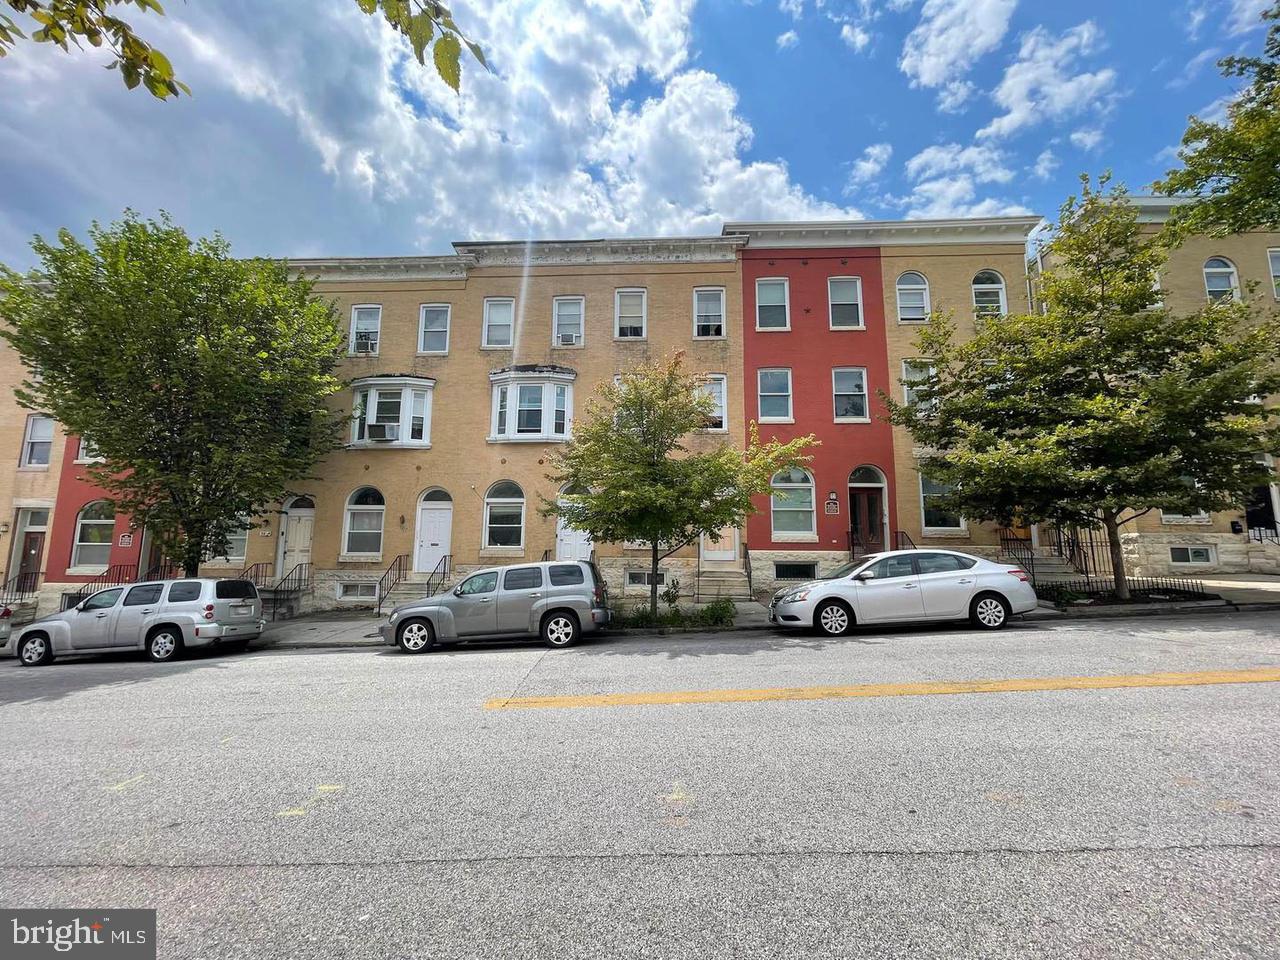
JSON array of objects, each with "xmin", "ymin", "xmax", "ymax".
[
  {"xmin": 649, "ymin": 542, "xmax": 660, "ymax": 618},
  {"xmin": 181, "ymin": 521, "xmax": 204, "ymax": 577},
  {"xmin": 1101, "ymin": 510, "xmax": 1130, "ymax": 601}
]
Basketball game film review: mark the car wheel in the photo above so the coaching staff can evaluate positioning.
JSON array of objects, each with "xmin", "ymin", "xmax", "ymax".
[
  {"xmin": 970, "ymin": 593, "xmax": 1011, "ymax": 630},
  {"xmin": 18, "ymin": 634, "xmax": 53, "ymax": 667},
  {"xmin": 147, "ymin": 628, "xmax": 183, "ymax": 663},
  {"xmin": 542, "ymin": 611, "xmax": 580, "ymax": 648},
  {"xmin": 397, "ymin": 618, "xmax": 435, "ymax": 654},
  {"xmin": 815, "ymin": 600, "xmax": 852, "ymax": 637}
]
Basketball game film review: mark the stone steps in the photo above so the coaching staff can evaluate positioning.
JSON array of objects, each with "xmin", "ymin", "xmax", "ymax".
[{"xmin": 694, "ymin": 570, "xmax": 754, "ymax": 601}]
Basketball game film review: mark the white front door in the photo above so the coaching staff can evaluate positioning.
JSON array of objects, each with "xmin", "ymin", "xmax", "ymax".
[
  {"xmin": 555, "ymin": 508, "xmax": 593, "ymax": 562},
  {"xmin": 700, "ymin": 527, "xmax": 737, "ymax": 562},
  {"xmin": 416, "ymin": 504, "xmax": 452, "ymax": 573},
  {"xmin": 282, "ymin": 511, "xmax": 314, "ymax": 570}
]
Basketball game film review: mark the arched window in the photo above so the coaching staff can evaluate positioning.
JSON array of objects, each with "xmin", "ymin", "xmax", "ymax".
[
  {"xmin": 1203, "ymin": 257, "xmax": 1240, "ymax": 303},
  {"xmin": 484, "ymin": 481, "xmax": 525, "ymax": 548},
  {"xmin": 896, "ymin": 271, "xmax": 930, "ymax": 323},
  {"xmin": 422, "ymin": 488, "xmax": 452, "ymax": 503},
  {"xmin": 849, "ymin": 465, "xmax": 886, "ymax": 486},
  {"xmin": 344, "ymin": 487, "xmax": 385, "ymax": 555},
  {"xmin": 770, "ymin": 468, "xmax": 815, "ymax": 537},
  {"xmin": 286, "ymin": 495, "xmax": 316, "ymax": 510},
  {"xmin": 72, "ymin": 501, "xmax": 115, "ymax": 569},
  {"xmin": 971, "ymin": 270, "xmax": 1007, "ymax": 319}
]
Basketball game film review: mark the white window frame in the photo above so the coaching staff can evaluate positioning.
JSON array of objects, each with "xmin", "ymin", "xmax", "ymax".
[
  {"xmin": 827, "ymin": 276, "xmax": 864, "ymax": 330},
  {"xmin": 207, "ymin": 520, "xmax": 250, "ymax": 565},
  {"xmin": 1170, "ymin": 545, "xmax": 1215, "ymax": 565},
  {"xmin": 902, "ymin": 360, "xmax": 936, "ymax": 408},
  {"xmin": 1203, "ymin": 257, "xmax": 1241, "ymax": 303},
  {"xmin": 614, "ymin": 288, "xmax": 647, "ymax": 340},
  {"xmin": 757, "ymin": 368, "xmax": 793, "ymax": 423},
  {"xmin": 971, "ymin": 271, "xmax": 1007, "ymax": 319},
  {"xmin": 693, "ymin": 287, "xmax": 726, "ymax": 339},
  {"xmin": 920, "ymin": 475, "xmax": 966, "ymax": 532},
  {"xmin": 19, "ymin": 414, "xmax": 54, "ymax": 468},
  {"xmin": 896, "ymin": 271, "xmax": 931, "ymax": 324},
  {"xmin": 418, "ymin": 303, "xmax": 451, "ymax": 355},
  {"xmin": 626, "ymin": 570, "xmax": 666, "ymax": 587},
  {"xmin": 1160, "ymin": 508, "xmax": 1211, "ymax": 525},
  {"xmin": 483, "ymin": 482, "xmax": 526, "ymax": 549},
  {"xmin": 770, "ymin": 468, "xmax": 816, "ymax": 538},
  {"xmin": 696, "ymin": 374, "xmax": 728, "ymax": 433},
  {"xmin": 832, "ymin": 367, "xmax": 870, "ymax": 423},
  {"xmin": 350, "ymin": 377, "xmax": 435, "ymax": 448},
  {"xmin": 71, "ymin": 500, "xmax": 114, "ymax": 570},
  {"xmin": 755, "ymin": 278, "xmax": 790, "ymax": 331},
  {"xmin": 482, "ymin": 297, "xmax": 516, "ymax": 349},
  {"xmin": 1268, "ymin": 248, "xmax": 1280, "ymax": 300},
  {"xmin": 552, "ymin": 296, "xmax": 585, "ymax": 348},
  {"xmin": 488, "ymin": 369, "xmax": 575, "ymax": 442},
  {"xmin": 75, "ymin": 437, "xmax": 104, "ymax": 463},
  {"xmin": 342, "ymin": 487, "xmax": 385, "ymax": 558},
  {"xmin": 337, "ymin": 581, "xmax": 379, "ymax": 600},
  {"xmin": 349, "ymin": 304, "xmax": 382, "ymax": 356}
]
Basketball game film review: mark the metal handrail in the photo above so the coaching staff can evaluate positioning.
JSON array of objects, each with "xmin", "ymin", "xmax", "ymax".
[
  {"xmin": 267, "ymin": 562, "xmax": 312, "ymax": 621},
  {"xmin": 998, "ymin": 528, "xmax": 1037, "ymax": 586},
  {"xmin": 540, "ymin": 548, "xmax": 552, "ymax": 562},
  {"xmin": 142, "ymin": 561, "xmax": 182, "ymax": 581},
  {"xmin": 847, "ymin": 529, "xmax": 865, "ymax": 561},
  {"xmin": 63, "ymin": 563, "xmax": 139, "ymax": 608},
  {"xmin": 0, "ymin": 570, "xmax": 41, "ymax": 604},
  {"xmin": 742, "ymin": 542, "xmax": 753, "ymax": 597},
  {"xmin": 423, "ymin": 554, "xmax": 452, "ymax": 598},
  {"xmin": 895, "ymin": 530, "xmax": 917, "ymax": 550},
  {"xmin": 239, "ymin": 561, "xmax": 273, "ymax": 586},
  {"xmin": 1248, "ymin": 526, "xmax": 1280, "ymax": 545},
  {"xmin": 376, "ymin": 554, "xmax": 410, "ymax": 615}
]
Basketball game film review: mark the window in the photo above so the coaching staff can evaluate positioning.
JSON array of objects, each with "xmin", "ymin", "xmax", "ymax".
[
  {"xmin": 343, "ymin": 487, "xmax": 385, "ymax": 556},
  {"xmin": 896, "ymin": 272, "xmax": 931, "ymax": 323},
  {"xmin": 503, "ymin": 567, "xmax": 543, "ymax": 590},
  {"xmin": 549, "ymin": 564, "xmax": 585, "ymax": 586},
  {"xmin": 419, "ymin": 304, "xmax": 450, "ymax": 354},
  {"xmin": 758, "ymin": 368, "xmax": 793, "ymax": 421},
  {"xmin": 489, "ymin": 370, "xmax": 574, "ymax": 441},
  {"xmin": 902, "ymin": 360, "xmax": 936, "ymax": 408},
  {"xmin": 1203, "ymin": 257, "xmax": 1240, "ymax": 303},
  {"xmin": 71, "ymin": 501, "xmax": 114, "ymax": 568},
  {"xmin": 697, "ymin": 375, "xmax": 728, "ymax": 431},
  {"xmin": 756, "ymin": 278, "xmax": 789, "ymax": 330},
  {"xmin": 167, "ymin": 581, "xmax": 202, "ymax": 602},
  {"xmin": 920, "ymin": 476, "xmax": 964, "ymax": 530},
  {"xmin": 1269, "ymin": 249, "xmax": 1280, "ymax": 299},
  {"xmin": 972, "ymin": 270, "xmax": 1007, "ymax": 319},
  {"xmin": 20, "ymin": 415, "xmax": 53, "ymax": 467},
  {"xmin": 1161, "ymin": 508, "xmax": 1211, "ymax": 524},
  {"xmin": 615, "ymin": 289, "xmax": 647, "ymax": 339},
  {"xmin": 208, "ymin": 522, "xmax": 250, "ymax": 563},
  {"xmin": 865, "ymin": 555, "xmax": 916, "ymax": 580},
  {"xmin": 771, "ymin": 468, "xmax": 815, "ymax": 537},
  {"xmin": 214, "ymin": 580, "xmax": 258, "ymax": 600},
  {"xmin": 351, "ymin": 378, "xmax": 434, "ymax": 446},
  {"xmin": 832, "ymin": 367, "xmax": 869, "ymax": 422},
  {"xmin": 627, "ymin": 570, "xmax": 666, "ymax": 587},
  {"xmin": 828, "ymin": 277, "xmax": 863, "ymax": 329},
  {"xmin": 774, "ymin": 562, "xmax": 817, "ymax": 581},
  {"xmin": 1171, "ymin": 545, "xmax": 1215, "ymax": 564},
  {"xmin": 553, "ymin": 297, "xmax": 584, "ymax": 346},
  {"xmin": 915, "ymin": 553, "xmax": 976, "ymax": 574},
  {"xmin": 694, "ymin": 287, "xmax": 725, "ymax": 338},
  {"xmin": 458, "ymin": 571, "xmax": 499, "ymax": 595},
  {"xmin": 350, "ymin": 305, "xmax": 381, "ymax": 355},
  {"xmin": 339, "ymin": 582, "xmax": 378, "ymax": 600},
  {"xmin": 82, "ymin": 587, "xmax": 124, "ymax": 611},
  {"xmin": 483, "ymin": 298, "xmax": 515, "ymax": 347},
  {"xmin": 484, "ymin": 481, "xmax": 525, "ymax": 548},
  {"xmin": 124, "ymin": 583, "xmax": 164, "ymax": 606}
]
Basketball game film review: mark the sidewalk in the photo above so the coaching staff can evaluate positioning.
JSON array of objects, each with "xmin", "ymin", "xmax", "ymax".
[{"xmin": 1195, "ymin": 573, "xmax": 1280, "ymax": 606}]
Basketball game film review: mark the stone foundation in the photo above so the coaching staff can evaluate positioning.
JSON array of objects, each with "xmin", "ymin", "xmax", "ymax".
[{"xmin": 750, "ymin": 550, "xmax": 848, "ymax": 595}]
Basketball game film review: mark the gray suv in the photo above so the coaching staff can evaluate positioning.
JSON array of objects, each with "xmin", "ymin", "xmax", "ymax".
[
  {"xmin": 381, "ymin": 560, "xmax": 610, "ymax": 653},
  {"xmin": 12, "ymin": 578, "xmax": 265, "ymax": 666}
]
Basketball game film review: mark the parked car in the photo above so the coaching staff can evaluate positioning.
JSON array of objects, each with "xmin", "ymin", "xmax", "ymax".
[
  {"xmin": 382, "ymin": 560, "xmax": 610, "ymax": 653},
  {"xmin": 12, "ymin": 578, "xmax": 265, "ymax": 666},
  {"xmin": 0, "ymin": 604, "xmax": 11, "ymax": 652},
  {"xmin": 769, "ymin": 549, "xmax": 1038, "ymax": 636}
]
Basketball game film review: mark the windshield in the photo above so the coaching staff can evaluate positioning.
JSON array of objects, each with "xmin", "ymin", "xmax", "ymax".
[{"xmin": 822, "ymin": 556, "xmax": 880, "ymax": 579}]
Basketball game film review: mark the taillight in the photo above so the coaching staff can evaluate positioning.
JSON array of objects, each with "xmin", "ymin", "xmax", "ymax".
[
  {"xmin": 0, "ymin": 606, "xmax": 10, "ymax": 620},
  {"xmin": 1007, "ymin": 569, "xmax": 1029, "ymax": 582},
  {"xmin": 204, "ymin": 603, "xmax": 215, "ymax": 621}
]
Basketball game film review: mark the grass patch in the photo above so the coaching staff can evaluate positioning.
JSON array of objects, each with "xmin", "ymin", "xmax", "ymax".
[{"xmin": 615, "ymin": 598, "xmax": 737, "ymax": 630}]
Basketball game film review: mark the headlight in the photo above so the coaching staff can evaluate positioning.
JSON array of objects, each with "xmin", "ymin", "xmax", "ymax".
[
  {"xmin": 782, "ymin": 589, "xmax": 810, "ymax": 603},
  {"xmin": 387, "ymin": 611, "xmax": 399, "ymax": 623}
]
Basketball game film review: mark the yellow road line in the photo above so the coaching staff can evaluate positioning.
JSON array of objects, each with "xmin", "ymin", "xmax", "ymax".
[
  {"xmin": 484, "ymin": 666, "xmax": 1280, "ymax": 711},
  {"xmin": 103, "ymin": 774, "xmax": 147, "ymax": 792}
]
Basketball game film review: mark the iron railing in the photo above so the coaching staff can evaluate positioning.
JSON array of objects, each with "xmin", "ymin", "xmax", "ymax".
[
  {"xmin": 1036, "ymin": 576, "xmax": 1208, "ymax": 606},
  {"xmin": 1048, "ymin": 525, "xmax": 1115, "ymax": 579},
  {"xmin": 742, "ymin": 542, "xmax": 753, "ymax": 597},
  {"xmin": 61, "ymin": 563, "xmax": 139, "ymax": 609},
  {"xmin": 267, "ymin": 562, "xmax": 311, "ymax": 621},
  {"xmin": 895, "ymin": 530, "xmax": 917, "ymax": 550},
  {"xmin": 1248, "ymin": 526, "xmax": 1280, "ymax": 545},
  {"xmin": 998, "ymin": 528, "xmax": 1038, "ymax": 586},
  {"xmin": 142, "ymin": 561, "xmax": 182, "ymax": 581},
  {"xmin": 847, "ymin": 529, "xmax": 866, "ymax": 561},
  {"xmin": 0, "ymin": 570, "xmax": 41, "ymax": 605},
  {"xmin": 376, "ymin": 554, "xmax": 410, "ymax": 615},
  {"xmin": 541, "ymin": 549, "xmax": 552, "ymax": 562},
  {"xmin": 422, "ymin": 554, "xmax": 452, "ymax": 599},
  {"xmin": 239, "ymin": 562, "xmax": 274, "ymax": 587}
]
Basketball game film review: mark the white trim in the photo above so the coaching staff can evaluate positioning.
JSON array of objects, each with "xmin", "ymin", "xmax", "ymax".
[
  {"xmin": 1203, "ymin": 256, "xmax": 1241, "ymax": 303},
  {"xmin": 488, "ymin": 368, "xmax": 576, "ymax": 442},
  {"xmin": 757, "ymin": 367, "xmax": 793, "ymax": 423},
  {"xmin": 724, "ymin": 216, "xmax": 1043, "ymax": 247},
  {"xmin": 483, "ymin": 482, "xmax": 526, "ymax": 549},
  {"xmin": 1268, "ymin": 248, "xmax": 1280, "ymax": 301},
  {"xmin": 692, "ymin": 286, "xmax": 727, "ymax": 340},
  {"xmin": 482, "ymin": 297, "xmax": 516, "ymax": 349},
  {"xmin": 697, "ymin": 373, "xmax": 729, "ymax": 433},
  {"xmin": 74, "ymin": 437, "xmax": 104, "ymax": 464},
  {"xmin": 418, "ymin": 303, "xmax": 451, "ymax": 355},
  {"xmin": 902, "ymin": 359, "xmax": 936, "ymax": 407},
  {"xmin": 1159, "ymin": 509, "xmax": 1212, "ymax": 525},
  {"xmin": 919, "ymin": 474, "xmax": 966, "ymax": 533},
  {"xmin": 342, "ymin": 487, "xmax": 386, "ymax": 557},
  {"xmin": 895, "ymin": 271, "xmax": 931, "ymax": 324},
  {"xmin": 832, "ymin": 366, "xmax": 870, "ymax": 423},
  {"xmin": 1170, "ymin": 544, "xmax": 1216, "ymax": 565},
  {"xmin": 614, "ymin": 288, "xmax": 647, "ymax": 340},
  {"xmin": 770, "ymin": 468, "xmax": 816, "ymax": 538},
  {"xmin": 552, "ymin": 295, "xmax": 586, "ymax": 348},
  {"xmin": 827, "ymin": 276, "xmax": 864, "ymax": 330},
  {"xmin": 71, "ymin": 500, "xmax": 115, "ymax": 569},
  {"xmin": 348, "ymin": 304, "xmax": 382, "ymax": 356},
  {"xmin": 456, "ymin": 235, "xmax": 746, "ymax": 266},
  {"xmin": 349, "ymin": 377, "xmax": 435, "ymax": 448},
  {"xmin": 755, "ymin": 277, "xmax": 790, "ymax": 331},
  {"xmin": 971, "ymin": 270, "xmax": 1007, "ymax": 318},
  {"xmin": 19, "ymin": 414, "xmax": 54, "ymax": 469}
]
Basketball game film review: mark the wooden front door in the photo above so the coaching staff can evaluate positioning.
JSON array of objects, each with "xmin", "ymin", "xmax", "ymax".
[
  {"xmin": 849, "ymin": 488, "xmax": 885, "ymax": 552},
  {"xmin": 17, "ymin": 531, "xmax": 43, "ymax": 590}
]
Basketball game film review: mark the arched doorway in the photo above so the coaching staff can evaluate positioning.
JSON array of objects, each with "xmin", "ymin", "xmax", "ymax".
[
  {"xmin": 555, "ymin": 484, "xmax": 594, "ymax": 562},
  {"xmin": 848, "ymin": 466, "xmax": 888, "ymax": 552},
  {"xmin": 278, "ymin": 495, "xmax": 315, "ymax": 573},
  {"xmin": 415, "ymin": 489, "xmax": 453, "ymax": 573}
]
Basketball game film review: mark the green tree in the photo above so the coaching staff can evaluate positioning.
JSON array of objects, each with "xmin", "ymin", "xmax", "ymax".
[
  {"xmin": 0, "ymin": 0, "xmax": 485, "ymax": 100},
  {"xmin": 545, "ymin": 355, "xmax": 816, "ymax": 617},
  {"xmin": 885, "ymin": 178, "xmax": 1280, "ymax": 600},
  {"xmin": 1156, "ymin": 2, "xmax": 1280, "ymax": 236},
  {"xmin": 0, "ymin": 211, "xmax": 349, "ymax": 575}
]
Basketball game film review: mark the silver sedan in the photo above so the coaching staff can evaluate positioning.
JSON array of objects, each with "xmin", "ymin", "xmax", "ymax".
[{"xmin": 769, "ymin": 549, "xmax": 1039, "ymax": 636}]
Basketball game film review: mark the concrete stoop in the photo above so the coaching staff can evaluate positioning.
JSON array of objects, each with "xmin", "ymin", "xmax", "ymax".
[
  {"xmin": 695, "ymin": 569, "xmax": 754, "ymax": 601},
  {"xmin": 384, "ymin": 577, "xmax": 441, "ymax": 608}
]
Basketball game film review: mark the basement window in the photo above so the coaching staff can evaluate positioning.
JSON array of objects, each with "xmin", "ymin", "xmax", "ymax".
[
  {"xmin": 626, "ymin": 570, "xmax": 666, "ymax": 587},
  {"xmin": 1170, "ymin": 546, "xmax": 1215, "ymax": 564},
  {"xmin": 774, "ymin": 562, "xmax": 817, "ymax": 581}
]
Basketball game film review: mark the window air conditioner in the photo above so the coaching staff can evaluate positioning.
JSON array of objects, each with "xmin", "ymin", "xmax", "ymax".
[
  {"xmin": 559, "ymin": 332, "xmax": 580, "ymax": 346},
  {"xmin": 354, "ymin": 338, "xmax": 376, "ymax": 354},
  {"xmin": 366, "ymin": 423, "xmax": 399, "ymax": 441}
]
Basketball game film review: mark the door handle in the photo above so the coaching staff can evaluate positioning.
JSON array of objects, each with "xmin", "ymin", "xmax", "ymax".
[
  {"xmin": 957, "ymin": 579, "xmax": 974, "ymax": 584},
  {"xmin": 902, "ymin": 584, "xmax": 918, "ymax": 590},
  {"xmin": 95, "ymin": 612, "xmax": 109, "ymax": 618},
  {"xmin": 530, "ymin": 592, "xmax": 541, "ymax": 598},
  {"xmin": 141, "ymin": 608, "xmax": 156, "ymax": 614},
  {"xmin": 478, "ymin": 597, "xmax": 491, "ymax": 603}
]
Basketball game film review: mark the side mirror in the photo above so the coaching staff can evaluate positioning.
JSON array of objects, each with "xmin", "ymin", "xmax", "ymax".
[
  {"xmin": 854, "ymin": 570, "xmax": 876, "ymax": 581},
  {"xmin": 74, "ymin": 601, "xmax": 86, "ymax": 611},
  {"xmin": 453, "ymin": 587, "xmax": 463, "ymax": 597}
]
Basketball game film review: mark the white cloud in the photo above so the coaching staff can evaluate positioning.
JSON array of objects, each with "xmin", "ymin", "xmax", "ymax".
[
  {"xmin": 1229, "ymin": 0, "xmax": 1272, "ymax": 33},
  {"xmin": 1196, "ymin": 92, "xmax": 1234, "ymax": 124},
  {"xmin": 780, "ymin": 0, "xmax": 805, "ymax": 19},
  {"xmin": 905, "ymin": 142, "xmax": 1015, "ymax": 183},
  {"xmin": 897, "ymin": 140, "xmax": 1028, "ymax": 218},
  {"xmin": 1033, "ymin": 148, "xmax": 1058, "ymax": 180},
  {"xmin": 1069, "ymin": 128, "xmax": 1103, "ymax": 151},
  {"xmin": 936, "ymin": 79, "xmax": 974, "ymax": 113},
  {"xmin": 846, "ymin": 142, "xmax": 893, "ymax": 189},
  {"xmin": 977, "ymin": 21, "xmax": 1118, "ymax": 140},
  {"xmin": 897, "ymin": 175, "xmax": 1033, "ymax": 219},
  {"xmin": 899, "ymin": 0, "xmax": 1018, "ymax": 105},
  {"xmin": 777, "ymin": 29, "xmax": 800, "ymax": 49},
  {"xmin": 840, "ymin": 24, "xmax": 871, "ymax": 51}
]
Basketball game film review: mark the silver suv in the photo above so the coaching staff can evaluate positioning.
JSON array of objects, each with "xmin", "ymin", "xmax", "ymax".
[
  {"xmin": 381, "ymin": 560, "xmax": 610, "ymax": 653},
  {"xmin": 13, "ymin": 578, "xmax": 265, "ymax": 666}
]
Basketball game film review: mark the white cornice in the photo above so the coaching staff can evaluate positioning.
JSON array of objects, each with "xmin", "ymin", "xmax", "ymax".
[
  {"xmin": 1129, "ymin": 196, "xmax": 1194, "ymax": 223},
  {"xmin": 454, "ymin": 236, "xmax": 747, "ymax": 266},
  {"xmin": 723, "ymin": 216, "xmax": 1044, "ymax": 248},
  {"xmin": 291, "ymin": 256, "xmax": 473, "ymax": 282}
]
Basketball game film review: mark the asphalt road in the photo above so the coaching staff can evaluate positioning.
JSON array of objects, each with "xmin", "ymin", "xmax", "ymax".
[{"xmin": 1, "ymin": 612, "xmax": 1278, "ymax": 959}]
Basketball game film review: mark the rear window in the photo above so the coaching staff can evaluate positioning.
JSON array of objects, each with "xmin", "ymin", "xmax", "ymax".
[
  {"xmin": 549, "ymin": 564, "xmax": 585, "ymax": 586},
  {"xmin": 167, "ymin": 581, "xmax": 203, "ymax": 602},
  {"xmin": 215, "ymin": 580, "xmax": 258, "ymax": 600}
]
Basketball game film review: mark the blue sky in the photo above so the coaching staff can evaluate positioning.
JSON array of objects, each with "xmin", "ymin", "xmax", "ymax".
[{"xmin": 0, "ymin": 0, "xmax": 1271, "ymax": 269}]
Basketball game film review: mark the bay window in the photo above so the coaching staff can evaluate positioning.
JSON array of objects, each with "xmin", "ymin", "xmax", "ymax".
[
  {"xmin": 489, "ymin": 367, "xmax": 575, "ymax": 441},
  {"xmin": 351, "ymin": 377, "xmax": 435, "ymax": 447}
]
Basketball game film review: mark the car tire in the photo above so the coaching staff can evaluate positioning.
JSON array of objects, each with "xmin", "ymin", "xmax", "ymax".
[
  {"xmin": 17, "ymin": 633, "xmax": 53, "ymax": 667},
  {"xmin": 147, "ymin": 627, "xmax": 184, "ymax": 663},
  {"xmin": 397, "ymin": 618, "xmax": 435, "ymax": 654},
  {"xmin": 815, "ymin": 600, "xmax": 853, "ymax": 637},
  {"xmin": 970, "ymin": 592, "xmax": 1011, "ymax": 630},
  {"xmin": 541, "ymin": 611, "xmax": 580, "ymax": 648}
]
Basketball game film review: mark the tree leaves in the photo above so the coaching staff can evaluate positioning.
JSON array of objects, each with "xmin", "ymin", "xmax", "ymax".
[
  {"xmin": 432, "ymin": 32, "xmax": 461, "ymax": 91},
  {"xmin": 352, "ymin": 0, "xmax": 487, "ymax": 92}
]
